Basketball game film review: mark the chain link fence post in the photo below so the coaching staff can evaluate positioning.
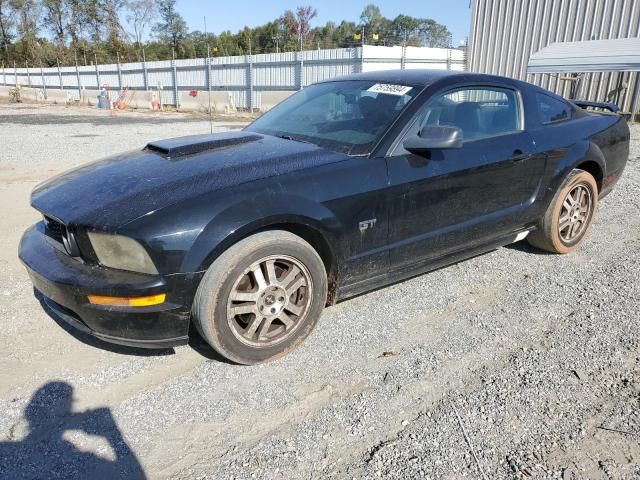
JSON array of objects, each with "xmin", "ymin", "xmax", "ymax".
[{"xmin": 26, "ymin": 61, "xmax": 31, "ymax": 87}]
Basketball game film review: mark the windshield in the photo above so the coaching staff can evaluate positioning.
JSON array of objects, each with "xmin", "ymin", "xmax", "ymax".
[{"xmin": 246, "ymin": 80, "xmax": 421, "ymax": 155}]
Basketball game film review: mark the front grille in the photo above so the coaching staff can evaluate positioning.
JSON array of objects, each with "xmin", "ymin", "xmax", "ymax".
[{"xmin": 44, "ymin": 216, "xmax": 65, "ymax": 243}]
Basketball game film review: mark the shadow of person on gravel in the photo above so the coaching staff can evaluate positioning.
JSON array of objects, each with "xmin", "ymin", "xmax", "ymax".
[{"xmin": 0, "ymin": 382, "xmax": 146, "ymax": 480}]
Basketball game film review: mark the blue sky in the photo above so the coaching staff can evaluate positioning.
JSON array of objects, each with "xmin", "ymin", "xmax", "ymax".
[{"xmin": 176, "ymin": 1, "xmax": 473, "ymax": 46}]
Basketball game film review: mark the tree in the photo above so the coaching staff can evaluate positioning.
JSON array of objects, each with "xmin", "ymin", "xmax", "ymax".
[
  {"xmin": 124, "ymin": 0, "xmax": 157, "ymax": 47},
  {"xmin": 82, "ymin": 0, "xmax": 104, "ymax": 43},
  {"xmin": 10, "ymin": 0, "xmax": 39, "ymax": 61},
  {"xmin": 153, "ymin": 0, "xmax": 187, "ymax": 54},
  {"xmin": 0, "ymin": 1, "xmax": 453, "ymax": 65},
  {"xmin": 418, "ymin": 18, "xmax": 452, "ymax": 48},
  {"xmin": 42, "ymin": 0, "xmax": 67, "ymax": 46},
  {"xmin": 103, "ymin": 0, "xmax": 125, "ymax": 53},
  {"xmin": 282, "ymin": 5, "xmax": 316, "ymax": 50},
  {"xmin": 66, "ymin": 0, "xmax": 84, "ymax": 46},
  {"xmin": 392, "ymin": 14, "xmax": 420, "ymax": 39},
  {"xmin": 0, "ymin": 0, "xmax": 15, "ymax": 60},
  {"xmin": 360, "ymin": 4, "xmax": 382, "ymax": 31}
]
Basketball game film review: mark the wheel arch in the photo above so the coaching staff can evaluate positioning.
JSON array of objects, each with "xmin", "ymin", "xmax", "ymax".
[
  {"xmin": 575, "ymin": 159, "xmax": 604, "ymax": 193},
  {"xmin": 182, "ymin": 197, "xmax": 342, "ymax": 305},
  {"xmin": 217, "ymin": 220, "xmax": 339, "ymax": 305}
]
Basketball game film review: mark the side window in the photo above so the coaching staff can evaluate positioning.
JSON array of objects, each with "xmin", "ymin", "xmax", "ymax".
[
  {"xmin": 416, "ymin": 86, "xmax": 522, "ymax": 142},
  {"xmin": 536, "ymin": 93, "xmax": 571, "ymax": 124}
]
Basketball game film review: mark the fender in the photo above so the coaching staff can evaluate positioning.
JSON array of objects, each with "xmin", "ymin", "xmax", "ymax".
[
  {"xmin": 181, "ymin": 193, "xmax": 343, "ymax": 273},
  {"xmin": 534, "ymin": 139, "xmax": 606, "ymax": 216}
]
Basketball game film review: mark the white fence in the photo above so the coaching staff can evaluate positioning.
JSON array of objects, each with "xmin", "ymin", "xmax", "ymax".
[{"xmin": 0, "ymin": 45, "xmax": 465, "ymax": 111}]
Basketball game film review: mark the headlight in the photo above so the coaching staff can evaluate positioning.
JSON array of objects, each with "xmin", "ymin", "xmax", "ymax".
[{"xmin": 87, "ymin": 232, "xmax": 158, "ymax": 275}]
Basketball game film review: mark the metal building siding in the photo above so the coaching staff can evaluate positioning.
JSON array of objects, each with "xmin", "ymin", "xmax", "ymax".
[{"xmin": 469, "ymin": 0, "xmax": 640, "ymax": 112}]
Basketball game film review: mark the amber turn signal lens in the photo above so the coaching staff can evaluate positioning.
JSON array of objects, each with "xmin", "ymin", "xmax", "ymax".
[{"xmin": 88, "ymin": 293, "xmax": 166, "ymax": 307}]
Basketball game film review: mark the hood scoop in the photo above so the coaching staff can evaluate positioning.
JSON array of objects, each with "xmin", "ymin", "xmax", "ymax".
[{"xmin": 145, "ymin": 132, "xmax": 262, "ymax": 159}]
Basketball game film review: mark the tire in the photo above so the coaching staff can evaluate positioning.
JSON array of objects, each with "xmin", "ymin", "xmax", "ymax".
[
  {"xmin": 192, "ymin": 230, "xmax": 328, "ymax": 365},
  {"xmin": 527, "ymin": 168, "xmax": 598, "ymax": 254}
]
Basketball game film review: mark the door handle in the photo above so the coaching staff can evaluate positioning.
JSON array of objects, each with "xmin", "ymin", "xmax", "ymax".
[{"xmin": 510, "ymin": 149, "xmax": 530, "ymax": 162}]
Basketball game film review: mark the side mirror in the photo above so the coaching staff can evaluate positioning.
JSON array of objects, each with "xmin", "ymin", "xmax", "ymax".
[{"xmin": 403, "ymin": 125, "xmax": 463, "ymax": 156}]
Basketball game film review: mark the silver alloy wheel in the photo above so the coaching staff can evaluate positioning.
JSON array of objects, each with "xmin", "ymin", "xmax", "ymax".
[
  {"xmin": 226, "ymin": 255, "xmax": 313, "ymax": 347},
  {"xmin": 558, "ymin": 183, "xmax": 593, "ymax": 243}
]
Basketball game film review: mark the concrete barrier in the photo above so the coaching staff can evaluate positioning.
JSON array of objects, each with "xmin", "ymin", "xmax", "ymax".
[{"xmin": 0, "ymin": 85, "xmax": 295, "ymax": 112}]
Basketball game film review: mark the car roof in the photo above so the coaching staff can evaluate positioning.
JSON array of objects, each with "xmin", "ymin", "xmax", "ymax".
[{"xmin": 320, "ymin": 69, "xmax": 529, "ymax": 90}]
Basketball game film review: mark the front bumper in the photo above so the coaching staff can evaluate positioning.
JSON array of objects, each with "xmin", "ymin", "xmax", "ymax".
[{"xmin": 19, "ymin": 223, "xmax": 203, "ymax": 348}]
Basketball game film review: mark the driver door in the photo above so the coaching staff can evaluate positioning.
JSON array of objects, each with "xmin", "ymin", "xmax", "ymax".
[{"xmin": 385, "ymin": 85, "xmax": 545, "ymax": 269}]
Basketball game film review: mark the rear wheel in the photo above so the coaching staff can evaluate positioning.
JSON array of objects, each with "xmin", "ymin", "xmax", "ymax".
[
  {"xmin": 528, "ymin": 168, "xmax": 598, "ymax": 254},
  {"xmin": 193, "ymin": 230, "xmax": 327, "ymax": 364}
]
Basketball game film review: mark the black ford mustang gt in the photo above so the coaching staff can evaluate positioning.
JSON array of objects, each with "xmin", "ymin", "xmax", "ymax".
[{"xmin": 20, "ymin": 70, "xmax": 630, "ymax": 364}]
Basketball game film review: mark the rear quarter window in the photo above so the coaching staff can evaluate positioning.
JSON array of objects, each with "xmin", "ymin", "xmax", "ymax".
[{"xmin": 537, "ymin": 93, "xmax": 572, "ymax": 124}]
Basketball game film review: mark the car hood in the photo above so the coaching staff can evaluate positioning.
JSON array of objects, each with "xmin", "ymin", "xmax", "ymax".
[{"xmin": 31, "ymin": 131, "xmax": 348, "ymax": 229}]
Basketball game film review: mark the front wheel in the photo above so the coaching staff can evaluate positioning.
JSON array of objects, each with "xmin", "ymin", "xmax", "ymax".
[
  {"xmin": 528, "ymin": 168, "xmax": 598, "ymax": 254},
  {"xmin": 193, "ymin": 230, "xmax": 328, "ymax": 365}
]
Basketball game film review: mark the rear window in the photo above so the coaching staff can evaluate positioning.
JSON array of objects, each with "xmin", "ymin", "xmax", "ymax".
[{"xmin": 537, "ymin": 93, "xmax": 572, "ymax": 124}]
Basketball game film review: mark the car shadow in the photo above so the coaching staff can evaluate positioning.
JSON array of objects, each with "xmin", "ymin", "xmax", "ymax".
[
  {"xmin": 503, "ymin": 240, "xmax": 555, "ymax": 255},
  {"xmin": 187, "ymin": 327, "xmax": 237, "ymax": 365},
  {"xmin": 0, "ymin": 381, "xmax": 146, "ymax": 479},
  {"xmin": 37, "ymin": 292, "xmax": 175, "ymax": 357}
]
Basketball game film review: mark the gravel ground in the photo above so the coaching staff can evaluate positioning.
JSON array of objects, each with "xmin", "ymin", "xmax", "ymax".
[{"xmin": 0, "ymin": 103, "xmax": 639, "ymax": 479}]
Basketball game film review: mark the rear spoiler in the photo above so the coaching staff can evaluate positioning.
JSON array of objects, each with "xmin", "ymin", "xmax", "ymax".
[{"xmin": 573, "ymin": 100, "xmax": 619, "ymax": 113}]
